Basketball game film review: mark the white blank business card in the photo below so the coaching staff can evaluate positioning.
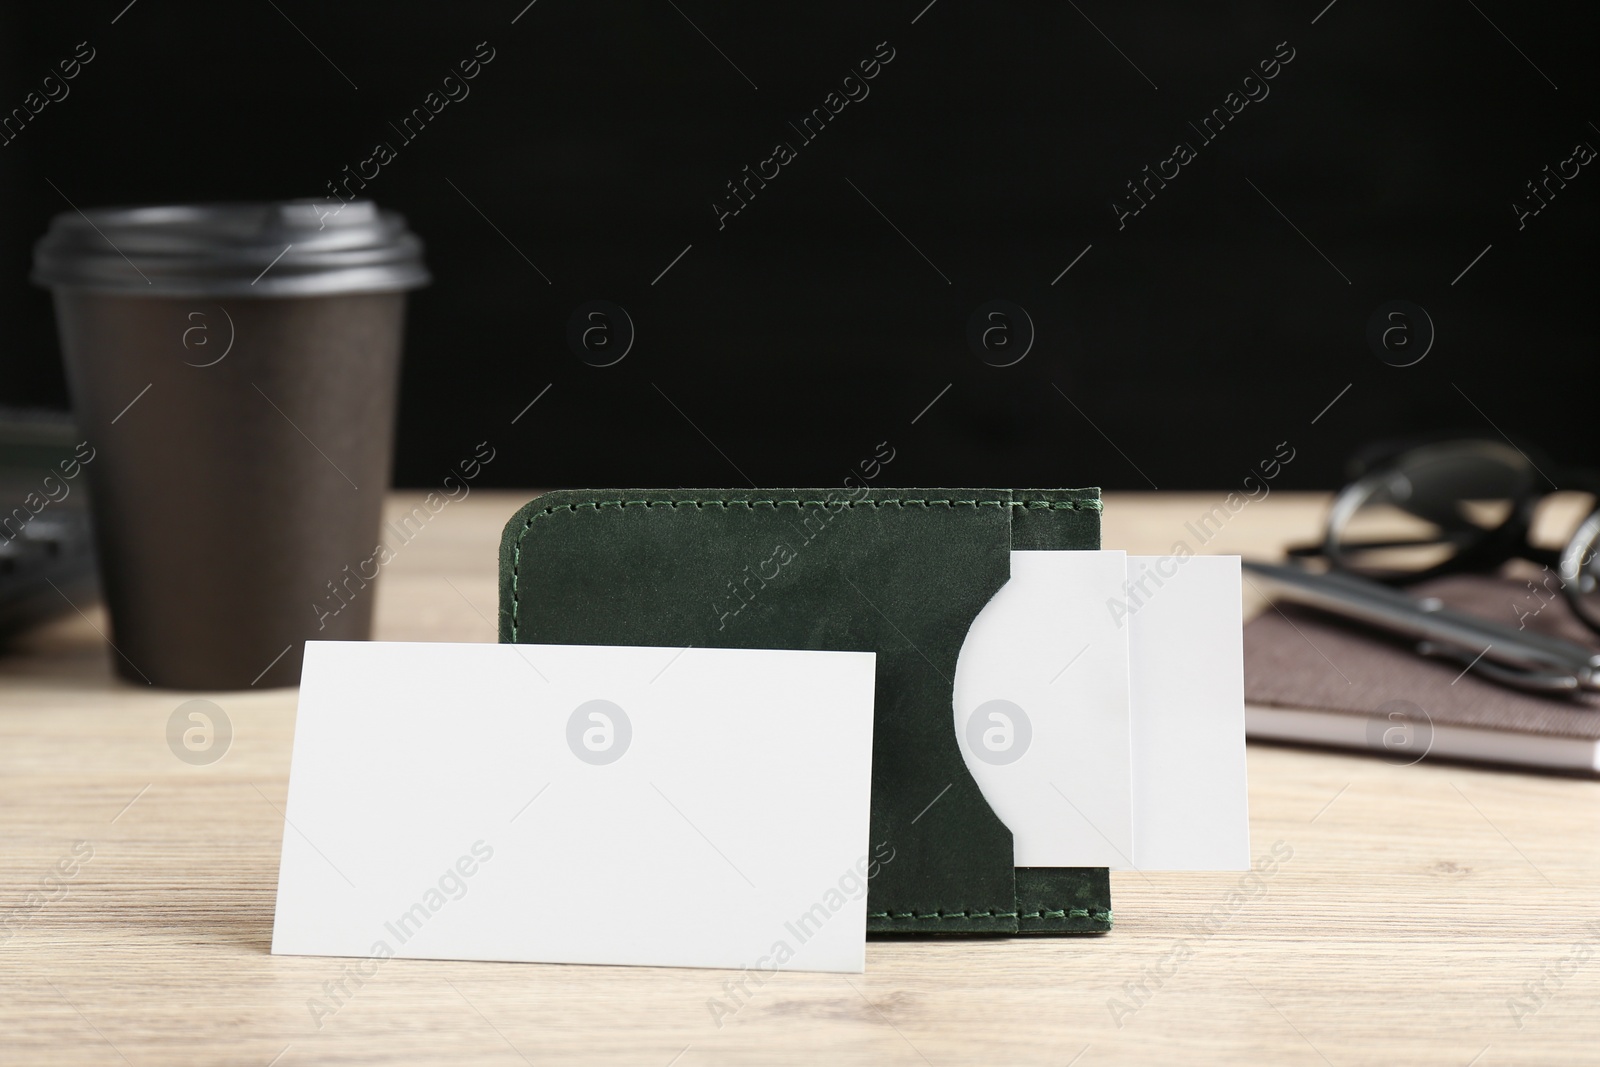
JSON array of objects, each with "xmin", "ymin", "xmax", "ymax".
[
  {"xmin": 271, "ymin": 641, "xmax": 877, "ymax": 973},
  {"xmin": 1126, "ymin": 555, "xmax": 1250, "ymax": 870},
  {"xmin": 953, "ymin": 550, "xmax": 1135, "ymax": 869},
  {"xmin": 954, "ymin": 551, "xmax": 1250, "ymax": 872}
]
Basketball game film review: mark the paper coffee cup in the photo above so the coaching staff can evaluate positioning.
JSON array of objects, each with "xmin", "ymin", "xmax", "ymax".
[{"xmin": 32, "ymin": 200, "xmax": 429, "ymax": 689}]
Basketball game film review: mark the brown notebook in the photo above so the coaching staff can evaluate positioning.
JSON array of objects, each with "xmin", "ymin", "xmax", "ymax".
[{"xmin": 1243, "ymin": 571, "xmax": 1600, "ymax": 772}]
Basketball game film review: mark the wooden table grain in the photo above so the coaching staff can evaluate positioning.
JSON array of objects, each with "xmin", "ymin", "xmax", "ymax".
[{"xmin": 3, "ymin": 491, "xmax": 1597, "ymax": 1066}]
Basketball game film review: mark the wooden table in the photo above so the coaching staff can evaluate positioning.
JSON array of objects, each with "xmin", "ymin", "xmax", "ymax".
[{"xmin": 4, "ymin": 491, "xmax": 1597, "ymax": 1066}]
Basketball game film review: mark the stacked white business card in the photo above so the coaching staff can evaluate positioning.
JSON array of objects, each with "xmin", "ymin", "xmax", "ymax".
[
  {"xmin": 954, "ymin": 552, "xmax": 1249, "ymax": 872},
  {"xmin": 271, "ymin": 552, "xmax": 1248, "ymax": 973}
]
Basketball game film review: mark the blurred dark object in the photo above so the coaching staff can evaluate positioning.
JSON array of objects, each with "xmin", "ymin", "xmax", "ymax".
[
  {"xmin": 1287, "ymin": 437, "xmax": 1600, "ymax": 635},
  {"xmin": 33, "ymin": 201, "xmax": 428, "ymax": 689},
  {"xmin": 0, "ymin": 407, "xmax": 97, "ymax": 641},
  {"xmin": 1245, "ymin": 559, "xmax": 1600, "ymax": 696},
  {"xmin": 1245, "ymin": 571, "xmax": 1600, "ymax": 773}
]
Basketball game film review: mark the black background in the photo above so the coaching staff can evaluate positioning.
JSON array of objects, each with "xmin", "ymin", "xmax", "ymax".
[{"xmin": 1, "ymin": 0, "xmax": 1594, "ymax": 491}]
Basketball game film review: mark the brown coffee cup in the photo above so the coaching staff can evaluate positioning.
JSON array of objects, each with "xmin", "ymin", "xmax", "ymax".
[{"xmin": 32, "ymin": 200, "xmax": 429, "ymax": 689}]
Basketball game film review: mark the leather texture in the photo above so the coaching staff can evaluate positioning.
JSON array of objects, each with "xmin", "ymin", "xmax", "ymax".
[
  {"xmin": 1245, "ymin": 571, "xmax": 1600, "ymax": 737},
  {"xmin": 498, "ymin": 487, "xmax": 1112, "ymax": 936}
]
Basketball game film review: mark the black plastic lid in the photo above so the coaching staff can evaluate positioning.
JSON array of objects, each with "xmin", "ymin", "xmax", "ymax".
[{"xmin": 31, "ymin": 199, "xmax": 430, "ymax": 297}]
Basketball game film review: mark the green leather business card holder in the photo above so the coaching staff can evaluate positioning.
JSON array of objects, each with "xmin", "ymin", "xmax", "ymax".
[{"xmin": 498, "ymin": 487, "xmax": 1112, "ymax": 936}]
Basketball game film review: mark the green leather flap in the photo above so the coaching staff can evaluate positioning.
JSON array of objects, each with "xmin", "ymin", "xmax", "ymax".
[{"xmin": 498, "ymin": 488, "xmax": 1111, "ymax": 936}]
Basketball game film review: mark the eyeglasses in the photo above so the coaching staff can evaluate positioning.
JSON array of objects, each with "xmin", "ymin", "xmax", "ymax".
[{"xmin": 1290, "ymin": 439, "xmax": 1600, "ymax": 635}]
